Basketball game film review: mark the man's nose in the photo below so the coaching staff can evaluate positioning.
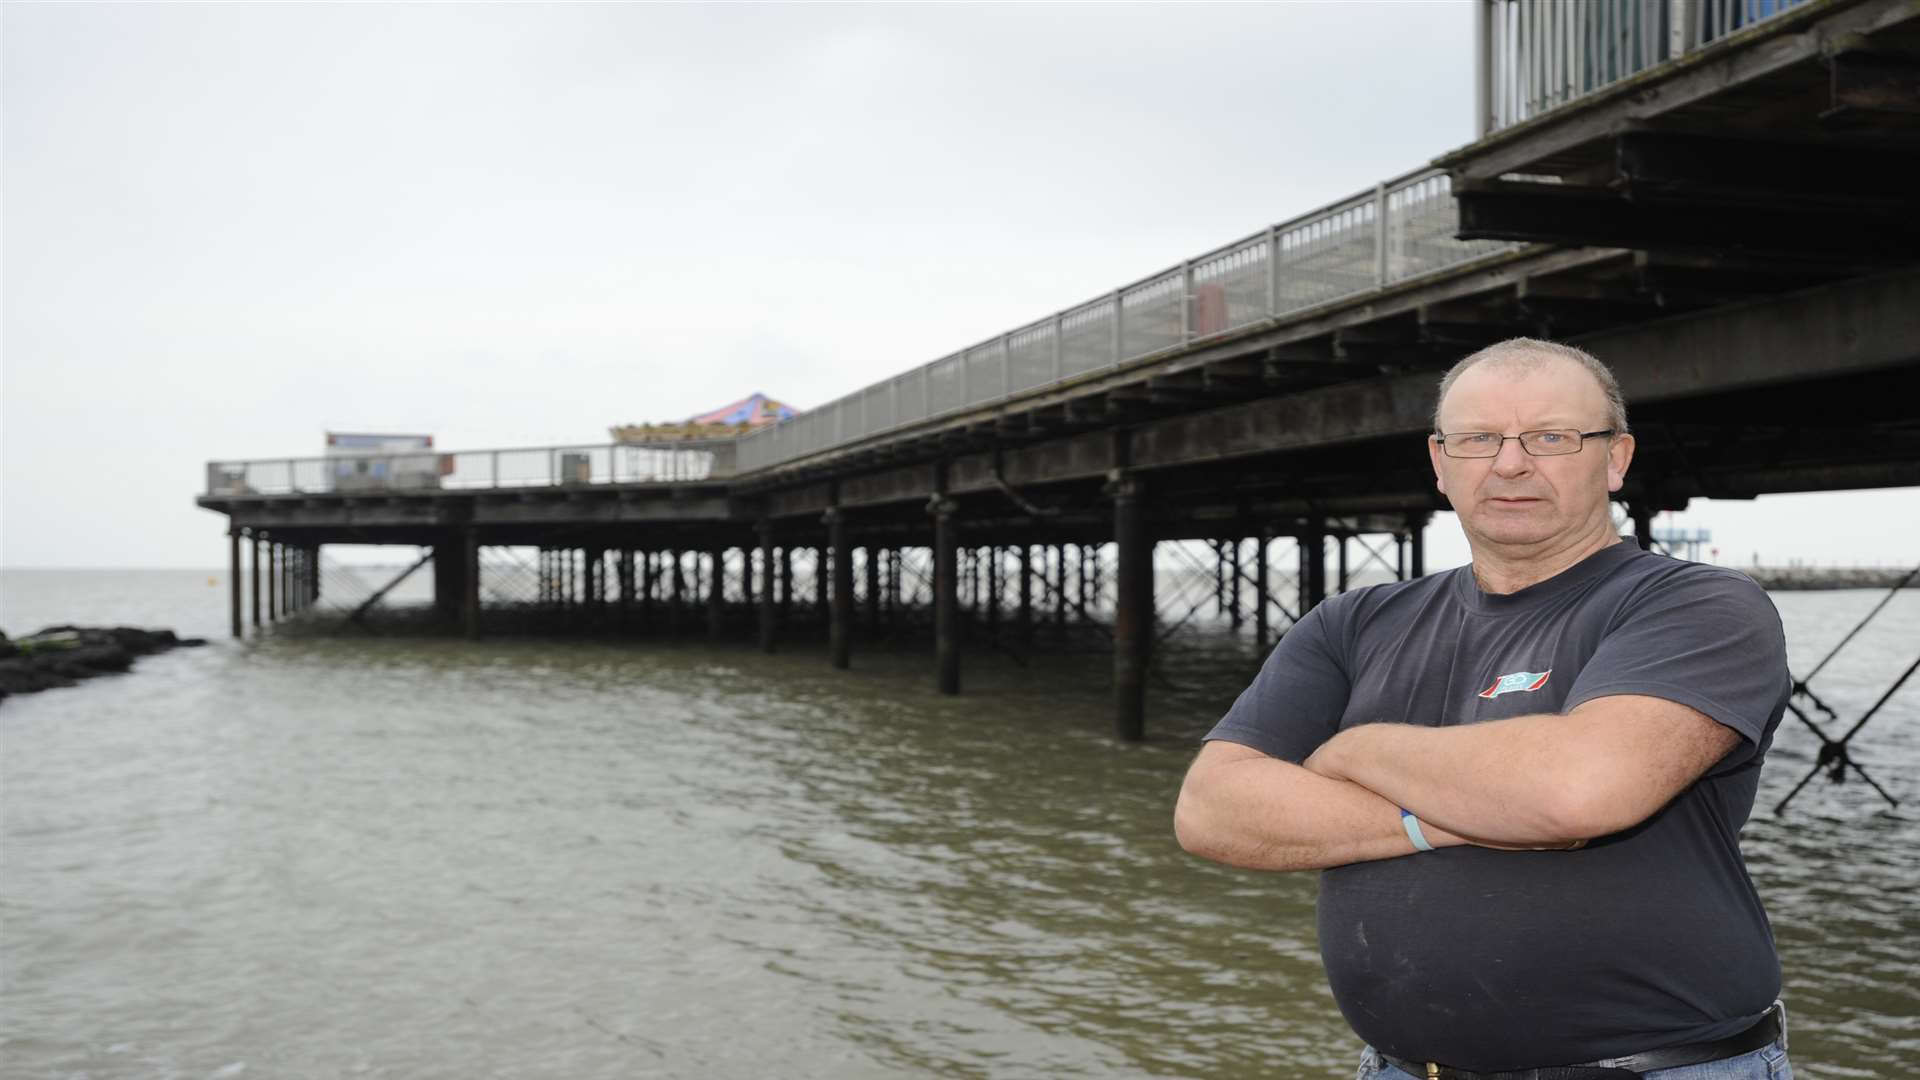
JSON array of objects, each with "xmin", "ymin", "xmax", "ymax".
[{"xmin": 1490, "ymin": 438, "xmax": 1533, "ymax": 476}]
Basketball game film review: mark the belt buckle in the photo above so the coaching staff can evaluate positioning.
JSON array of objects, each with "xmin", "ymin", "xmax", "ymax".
[{"xmin": 1425, "ymin": 1064, "xmax": 1440, "ymax": 1079}]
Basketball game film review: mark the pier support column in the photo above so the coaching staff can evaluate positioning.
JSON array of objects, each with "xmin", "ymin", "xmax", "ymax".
[
  {"xmin": 463, "ymin": 529, "xmax": 481, "ymax": 639},
  {"xmin": 1301, "ymin": 522, "xmax": 1326, "ymax": 613},
  {"xmin": 308, "ymin": 546, "xmax": 320, "ymax": 606},
  {"xmin": 863, "ymin": 545, "xmax": 881, "ymax": 636},
  {"xmin": 1112, "ymin": 473, "xmax": 1151, "ymax": 742},
  {"xmin": 267, "ymin": 542, "xmax": 278, "ymax": 622},
  {"xmin": 1337, "ymin": 530, "xmax": 1350, "ymax": 593},
  {"xmin": 758, "ymin": 523, "xmax": 777, "ymax": 653},
  {"xmin": 779, "ymin": 546, "xmax": 792, "ymax": 625},
  {"xmin": 1053, "ymin": 544, "xmax": 1066, "ymax": 635},
  {"xmin": 1255, "ymin": 532, "xmax": 1270, "ymax": 652},
  {"xmin": 828, "ymin": 510, "xmax": 852, "ymax": 669},
  {"xmin": 814, "ymin": 545, "xmax": 829, "ymax": 632},
  {"xmin": 932, "ymin": 495, "xmax": 960, "ymax": 695},
  {"xmin": 250, "ymin": 533, "xmax": 262, "ymax": 629},
  {"xmin": 1017, "ymin": 544, "xmax": 1032, "ymax": 647},
  {"xmin": 668, "ymin": 550, "xmax": 684, "ymax": 636},
  {"xmin": 228, "ymin": 529, "xmax": 243, "ymax": 639},
  {"xmin": 1228, "ymin": 539, "xmax": 1242, "ymax": 629},
  {"xmin": 641, "ymin": 551, "xmax": 655, "ymax": 628},
  {"xmin": 1629, "ymin": 503, "xmax": 1654, "ymax": 551},
  {"xmin": 1406, "ymin": 512, "xmax": 1428, "ymax": 578},
  {"xmin": 987, "ymin": 546, "xmax": 1001, "ymax": 635},
  {"xmin": 708, "ymin": 549, "xmax": 726, "ymax": 641}
]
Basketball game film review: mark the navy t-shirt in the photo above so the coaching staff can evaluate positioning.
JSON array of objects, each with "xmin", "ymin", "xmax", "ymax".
[{"xmin": 1205, "ymin": 539, "xmax": 1789, "ymax": 1070}]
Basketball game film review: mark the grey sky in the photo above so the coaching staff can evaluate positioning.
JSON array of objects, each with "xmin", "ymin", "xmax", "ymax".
[{"xmin": 4, "ymin": 2, "xmax": 1915, "ymax": 570}]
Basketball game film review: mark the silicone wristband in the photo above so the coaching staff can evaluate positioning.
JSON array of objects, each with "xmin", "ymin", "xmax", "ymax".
[{"xmin": 1400, "ymin": 808, "xmax": 1434, "ymax": 852}]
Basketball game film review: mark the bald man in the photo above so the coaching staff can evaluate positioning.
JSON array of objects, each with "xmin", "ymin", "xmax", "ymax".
[{"xmin": 1176, "ymin": 339, "xmax": 1792, "ymax": 1079}]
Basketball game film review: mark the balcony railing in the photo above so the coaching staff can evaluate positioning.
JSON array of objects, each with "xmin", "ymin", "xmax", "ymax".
[{"xmin": 1476, "ymin": 0, "xmax": 1816, "ymax": 134}]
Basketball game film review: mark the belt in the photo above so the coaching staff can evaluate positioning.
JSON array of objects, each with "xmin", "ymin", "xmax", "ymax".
[{"xmin": 1381, "ymin": 1007, "xmax": 1782, "ymax": 1080}]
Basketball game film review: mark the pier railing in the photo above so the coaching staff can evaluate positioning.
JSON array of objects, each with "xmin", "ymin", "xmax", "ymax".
[
  {"xmin": 205, "ymin": 440, "xmax": 733, "ymax": 497},
  {"xmin": 734, "ymin": 168, "xmax": 1513, "ymax": 473},
  {"xmin": 1477, "ymin": 0, "xmax": 1815, "ymax": 134}
]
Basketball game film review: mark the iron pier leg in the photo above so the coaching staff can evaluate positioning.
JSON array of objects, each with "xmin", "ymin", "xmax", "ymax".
[
  {"xmin": 251, "ymin": 533, "xmax": 262, "ymax": 629},
  {"xmin": 1255, "ymin": 531, "xmax": 1270, "ymax": 651},
  {"xmin": 708, "ymin": 548, "xmax": 725, "ymax": 641},
  {"xmin": 1337, "ymin": 531, "xmax": 1350, "ymax": 593},
  {"xmin": 779, "ymin": 546, "xmax": 792, "ymax": 625},
  {"xmin": 1018, "ymin": 544, "xmax": 1032, "ymax": 647},
  {"xmin": 267, "ymin": 541, "xmax": 278, "ymax": 622},
  {"xmin": 987, "ymin": 546, "xmax": 1001, "ymax": 636},
  {"xmin": 1630, "ymin": 503, "xmax": 1654, "ymax": 551},
  {"xmin": 310, "ymin": 546, "xmax": 321, "ymax": 605},
  {"xmin": 1074, "ymin": 544, "xmax": 1087, "ymax": 624},
  {"xmin": 863, "ymin": 545, "xmax": 881, "ymax": 636},
  {"xmin": 669, "ymin": 549, "xmax": 684, "ymax": 636},
  {"xmin": 1053, "ymin": 544, "xmax": 1066, "ymax": 635},
  {"xmin": 758, "ymin": 524, "xmax": 777, "ymax": 653},
  {"xmin": 933, "ymin": 496, "xmax": 960, "ymax": 695},
  {"xmin": 463, "ymin": 529, "xmax": 481, "ymax": 639},
  {"xmin": 829, "ymin": 511, "xmax": 852, "ymax": 669},
  {"xmin": 1213, "ymin": 540, "xmax": 1225, "ymax": 617},
  {"xmin": 1113, "ymin": 474, "xmax": 1151, "ymax": 742},
  {"xmin": 228, "ymin": 529, "xmax": 242, "ymax": 638},
  {"xmin": 1408, "ymin": 512, "xmax": 1428, "ymax": 578},
  {"xmin": 1228, "ymin": 538, "xmax": 1242, "ymax": 629},
  {"xmin": 1301, "ymin": 522, "xmax": 1327, "ymax": 612}
]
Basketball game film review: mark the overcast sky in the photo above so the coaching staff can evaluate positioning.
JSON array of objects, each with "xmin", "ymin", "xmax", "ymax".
[{"xmin": 4, "ymin": 2, "xmax": 1915, "ymax": 571}]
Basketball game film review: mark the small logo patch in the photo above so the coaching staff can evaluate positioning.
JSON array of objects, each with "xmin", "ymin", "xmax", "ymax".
[{"xmin": 1479, "ymin": 669, "xmax": 1552, "ymax": 699}]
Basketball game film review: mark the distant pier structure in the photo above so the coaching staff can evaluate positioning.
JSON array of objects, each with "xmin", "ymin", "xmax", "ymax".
[{"xmin": 200, "ymin": 0, "xmax": 1920, "ymax": 740}]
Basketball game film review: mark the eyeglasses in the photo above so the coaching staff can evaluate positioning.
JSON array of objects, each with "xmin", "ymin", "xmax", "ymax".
[{"xmin": 1432, "ymin": 429, "xmax": 1616, "ymax": 458}]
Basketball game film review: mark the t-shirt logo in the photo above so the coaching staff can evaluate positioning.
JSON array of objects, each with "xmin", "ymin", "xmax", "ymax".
[{"xmin": 1479, "ymin": 669, "xmax": 1552, "ymax": 699}]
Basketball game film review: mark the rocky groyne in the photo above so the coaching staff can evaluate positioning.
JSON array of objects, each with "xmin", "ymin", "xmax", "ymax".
[
  {"xmin": 0, "ymin": 627, "xmax": 207, "ymax": 704},
  {"xmin": 1737, "ymin": 566, "xmax": 1919, "ymax": 592}
]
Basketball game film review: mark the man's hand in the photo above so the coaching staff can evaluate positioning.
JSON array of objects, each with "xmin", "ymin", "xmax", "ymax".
[{"xmin": 1300, "ymin": 695, "xmax": 1741, "ymax": 847}]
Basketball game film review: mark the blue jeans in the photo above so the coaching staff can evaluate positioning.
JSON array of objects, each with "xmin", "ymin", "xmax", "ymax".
[{"xmin": 1355, "ymin": 1006, "xmax": 1793, "ymax": 1079}]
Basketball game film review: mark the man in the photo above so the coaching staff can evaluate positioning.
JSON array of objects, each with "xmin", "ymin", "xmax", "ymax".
[{"xmin": 1175, "ymin": 339, "xmax": 1792, "ymax": 1078}]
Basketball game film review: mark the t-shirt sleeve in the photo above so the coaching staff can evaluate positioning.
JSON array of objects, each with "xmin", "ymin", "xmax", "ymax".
[
  {"xmin": 1564, "ymin": 567, "xmax": 1788, "ymax": 757},
  {"xmin": 1203, "ymin": 600, "xmax": 1353, "ymax": 764}
]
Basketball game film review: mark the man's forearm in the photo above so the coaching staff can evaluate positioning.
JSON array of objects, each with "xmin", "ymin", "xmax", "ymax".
[
  {"xmin": 1304, "ymin": 715, "xmax": 1601, "ymax": 845},
  {"xmin": 1175, "ymin": 743, "xmax": 1465, "ymax": 871}
]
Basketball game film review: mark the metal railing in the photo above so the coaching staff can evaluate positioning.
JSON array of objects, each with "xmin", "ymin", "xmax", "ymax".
[
  {"xmin": 734, "ymin": 168, "xmax": 1513, "ymax": 473},
  {"xmin": 205, "ymin": 441, "xmax": 733, "ymax": 497},
  {"xmin": 1476, "ymin": 0, "xmax": 1815, "ymax": 134}
]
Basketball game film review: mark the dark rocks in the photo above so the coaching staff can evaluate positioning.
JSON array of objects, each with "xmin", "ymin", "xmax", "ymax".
[{"xmin": 0, "ymin": 626, "xmax": 207, "ymax": 704}]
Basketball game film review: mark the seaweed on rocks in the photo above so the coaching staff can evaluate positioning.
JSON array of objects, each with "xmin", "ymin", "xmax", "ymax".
[{"xmin": 0, "ymin": 626, "xmax": 208, "ymax": 704}]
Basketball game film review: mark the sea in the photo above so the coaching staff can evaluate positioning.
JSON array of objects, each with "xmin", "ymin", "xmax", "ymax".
[{"xmin": 2, "ymin": 568, "xmax": 1915, "ymax": 1080}]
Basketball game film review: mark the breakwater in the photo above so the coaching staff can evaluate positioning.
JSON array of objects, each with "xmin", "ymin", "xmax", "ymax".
[
  {"xmin": 1737, "ymin": 566, "xmax": 1918, "ymax": 591},
  {"xmin": 0, "ymin": 626, "xmax": 207, "ymax": 703}
]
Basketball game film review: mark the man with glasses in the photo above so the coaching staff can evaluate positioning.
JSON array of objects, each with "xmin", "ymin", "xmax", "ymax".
[{"xmin": 1176, "ymin": 339, "xmax": 1792, "ymax": 1078}]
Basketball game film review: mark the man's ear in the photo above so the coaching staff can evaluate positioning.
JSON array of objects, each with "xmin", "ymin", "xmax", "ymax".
[
  {"xmin": 1605, "ymin": 433, "xmax": 1636, "ymax": 493},
  {"xmin": 1428, "ymin": 434, "xmax": 1448, "ymax": 495}
]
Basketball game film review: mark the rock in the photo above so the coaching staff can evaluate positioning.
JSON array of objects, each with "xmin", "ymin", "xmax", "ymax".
[{"xmin": 0, "ymin": 625, "xmax": 204, "ymax": 705}]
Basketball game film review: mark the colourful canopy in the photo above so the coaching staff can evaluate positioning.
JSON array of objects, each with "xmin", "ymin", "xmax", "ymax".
[{"xmin": 685, "ymin": 392, "xmax": 795, "ymax": 429}]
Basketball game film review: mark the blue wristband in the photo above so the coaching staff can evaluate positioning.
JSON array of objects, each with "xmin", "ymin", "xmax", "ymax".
[{"xmin": 1400, "ymin": 808, "xmax": 1434, "ymax": 853}]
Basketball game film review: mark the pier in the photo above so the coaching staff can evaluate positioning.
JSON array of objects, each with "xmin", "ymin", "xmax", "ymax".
[{"xmin": 197, "ymin": 0, "xmax": 1920, "ymax": 740}]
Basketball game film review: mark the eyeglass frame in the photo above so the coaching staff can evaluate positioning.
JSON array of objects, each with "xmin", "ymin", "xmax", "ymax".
[{"xmin": 1431, "ymin": 428, "xmax": 1618, "ymax": 459}]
